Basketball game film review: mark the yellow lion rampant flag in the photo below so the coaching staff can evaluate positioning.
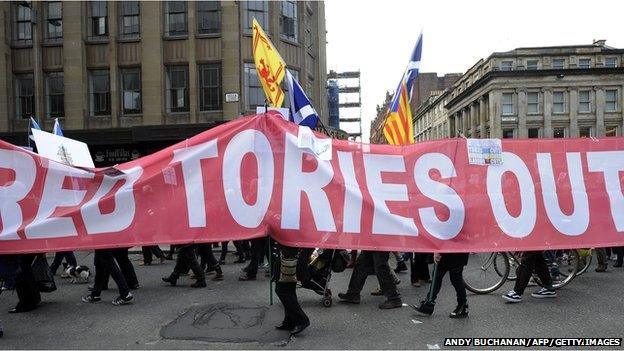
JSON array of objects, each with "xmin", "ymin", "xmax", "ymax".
[{"xmin": 252, "ymin": 18, "xmax": 286, "ymax": 108}]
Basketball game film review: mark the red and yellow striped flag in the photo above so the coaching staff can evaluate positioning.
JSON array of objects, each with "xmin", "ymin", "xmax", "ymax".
[{"xmin": 383, "ymin": 81, "xmax": 414, "ymax": 145}]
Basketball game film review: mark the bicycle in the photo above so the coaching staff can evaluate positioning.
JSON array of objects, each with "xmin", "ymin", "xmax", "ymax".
[{"xmin": 463, "ymin": 249, "xmax": 581, "ymax": 294}]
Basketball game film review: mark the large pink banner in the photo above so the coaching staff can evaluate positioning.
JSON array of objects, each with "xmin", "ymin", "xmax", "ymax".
[{"xmin": 1, "ymin": 112, "xmax": 624, "ymax": 254}]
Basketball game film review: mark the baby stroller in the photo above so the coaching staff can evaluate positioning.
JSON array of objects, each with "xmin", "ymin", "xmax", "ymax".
[{"xmin": 300, "ymin": 249, "xmax": 350, "ymax": 307}]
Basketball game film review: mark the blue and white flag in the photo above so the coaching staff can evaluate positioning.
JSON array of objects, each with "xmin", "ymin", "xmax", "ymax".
[
  {"xmin": 53, "ymin": 118, "xmax": 64, "ymax": 136},
  {"xmin": 285, "ymin": 70, "xmax": 319, "ymax": 129},
  {"xmin": 29, "ymin": 117, "xmax": 41, "ymax": 141}
]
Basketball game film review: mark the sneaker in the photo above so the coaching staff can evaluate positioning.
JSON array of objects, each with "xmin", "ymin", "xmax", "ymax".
[
  {"xmin": 412, "ymin": 301, "xmax": 434, "ymax": 315},
  {"xmin": 449, "ymin": 303, "xmax": 469, "ymax": 318},
  {"xmin": 112, "ymin": 293, "xmax": 134, "ymax": 306},
  {"xmin": 82, "ymin": 295, "xmax": 101, "ymax": 303},
  {"xmin": 378, "ymin": 298, "xmax": 403, "ymax": 309},
  {"xmin": 337, "ymin": 292, "xmax": 361, "ymax": 304},
  {"xmin": 502, "ymin": 290, "xmax": 523, "ymax": 303},
  {"xmin": 531, "ymin": 287, "xmax": 556, "ymax": 299}
]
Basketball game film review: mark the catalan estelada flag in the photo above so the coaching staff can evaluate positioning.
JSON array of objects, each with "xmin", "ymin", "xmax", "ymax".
[
  {"xmin": 383, "ymin": 33, "xmax": 423, "ymax": 145},
  {"xmin": 252, "ymin": 18, "xmax": 286, "ymax": 107}
]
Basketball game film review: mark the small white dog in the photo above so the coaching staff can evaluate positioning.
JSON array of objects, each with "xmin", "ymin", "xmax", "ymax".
[{"xmin": 64, "ymin": 265, "xmax": 91, "ymax": 284}]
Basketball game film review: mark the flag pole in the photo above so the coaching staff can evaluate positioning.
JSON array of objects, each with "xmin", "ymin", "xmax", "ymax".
[
  {"xmin": 27, "ymin": 115, "xmax": 32, "ymax": 149},
  {"xmin": 268, "ymin": 236, "xmax": 273, "ymax": 306},
  {"xmin": 314, "ymin": 116, "xmax": 331, "ymax": 137}
]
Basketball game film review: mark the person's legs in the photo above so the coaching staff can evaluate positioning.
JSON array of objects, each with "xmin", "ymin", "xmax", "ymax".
[
  {"xmin": 275, "ymin": 281, "xmax": 309, "ymax": 330},
  {"xmin": 151, "ymin": 246, "xmax": 165, "ymax": 260},
  {"xmin": 512, "ymin": 252, "xmax": 539, "ymax": 295},
  {"xmin": 344, "ymin": 251, "xmax": 374, "ymax": 296},
  {"xmin": 141, "ymin": 247, "xmax": 153, "ymax": 265},
  {"xmin": 596, "ymin": 248, "xmax": 608, "ymax": 271},
  {"xmin": 241, "ymin": 237, "xmax": 266, "ymax": 279},
  {"xmin": 104, "ymin": 250, "xmax": 131, "ymax": 297},
  {"xmin": 615, "ymin": 247, "xmax": 624, "ymax": 267},
  {"xmin": 49, "ymin": 252, "xmax": 64, "ymax": 275},
  {"xmin": 64, "ymin": 252, "xmax": 77, "ymax": 267},
  {"xmin": 220, "ymin": 242, "xmax": 229, "ymax": 263},
  {"xmin": 372, "ymin": 251, "xmax": 400, "ymax": 301},
  {"xmin": 448, "ymin": 266, "xmax": 467, "ymax": 305},
  {"xmin": 112, "ymin": 248, "xmax": 139, "ymax": 288},
  {"xmin": 13, "ymin": 254, "xmax": 40, "ymax": 312},
  {"xmin": 426, "ymin": 264, "xmax": 448, "ymax": 304}
]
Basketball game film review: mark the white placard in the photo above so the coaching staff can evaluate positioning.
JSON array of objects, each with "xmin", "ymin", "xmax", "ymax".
[
  {"xmin": 297, "ymin": 126, "xmax": 332, "ymax": 161},
  {"xmin": 467, "ymin": 138, "xmax": 502, "ymax": 165},
  {"xmin": 32, "ymin": 129, "xmax": 95, "ymax": 168}
]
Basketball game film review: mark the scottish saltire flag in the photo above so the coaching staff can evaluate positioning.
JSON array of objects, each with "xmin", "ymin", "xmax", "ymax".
[
  {"xmin": 53, "ymin": 118, "xmax": 64, "ymax": 136},
  {"xmin": 286, "ymin": 70, "xmax": 319, "ymax": 129},
  {"xmin": 383, "ymin": 33, "xmax": 423, "ymax": 145},
  {"xmin": 29, "ymin": 117, "xmax": 41, "ymax": 141}
]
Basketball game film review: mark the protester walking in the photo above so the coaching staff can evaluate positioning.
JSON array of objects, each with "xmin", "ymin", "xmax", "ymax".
[
  {"xmin": 274, "ymin": 244, "xmax": 311, "ymax": 335},
  {"xmin": 82, "ymin": 249, "xmax": 134, "ymax": 305},
  {"xmin": 49, "ymin": 251, "xmax": 78, "ymax": 277},
  {"xmin": 140, "ymin": 246, "xmax": 166, "ymax": 266},
  {"xmin": 162, "ymin": 244, "xmax": 206, "ymax": 287},
  {"xmin": 502, "ymin": 251, "xmax": 557, "ymax": 303}
]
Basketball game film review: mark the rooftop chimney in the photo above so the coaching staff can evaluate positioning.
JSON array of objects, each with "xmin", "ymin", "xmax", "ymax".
[{"xmin": 593, "ymin": 39, "xmax": 606, "ymax": 46}]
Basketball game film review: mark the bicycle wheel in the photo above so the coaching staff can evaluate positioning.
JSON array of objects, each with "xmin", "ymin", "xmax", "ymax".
[
  {"xmin": 463, "ymin": 252, "xmax": 509, "ymax": 294},
  {"xmin": 575, "ymin": 249, "xmax": 593, "ymax": 276},
  {"xmin": 535, "ymin": 249, "xmax": 579, "ymax": 289}
]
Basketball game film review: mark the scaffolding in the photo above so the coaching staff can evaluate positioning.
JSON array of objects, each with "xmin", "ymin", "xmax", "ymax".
[{"xmin": 327, "ymin": 70, "xmax": 362, "ymax": 141}]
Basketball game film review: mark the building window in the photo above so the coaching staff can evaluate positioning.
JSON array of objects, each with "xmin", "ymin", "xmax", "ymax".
[
  {"xmin": 578, "ymin": 90, "xmax": 591, "ymax": 113},
  {"xmin": 243, "ymin": 1, "xmax": 268, "ymax": 34},
  {"xmin": 45, "ymin": 1, "xmax": 63, "ymax": 41},
  {"xmin": 502, "ymin": 92, "xmax": 514, "ymax": 115},
  {"xmin": 165, "ymin": 1, "xmax": 187, "ymax": 36},
  {"xmin": 121, "ymin": 68, "xmax": 141, "ymax": 115},
  {"xmin": 89, "ymin": 1, "xmax": 108, "ymax": 40},
  {"xmin": 528, "ymin": 128, "xmax": 540, "ymax": 138},
  {"xmin": 119, "ymin": 1, "xmax": 140, "ymax": 39},
  {"xmin": 166, "ymin": 66, "xmax": 189, "ymax": 113},
  {"xmin": 89, "ymin": 70, "xmax": 110, "ymax": 116},
  {"xmin": 553, "ymin": 91, "xmax": 566, "ymax": 113},
  {"xmin": 527, "ymin": 92, "xmax": 540, "ymax": 114},
  {"xmin": 553, "ymin": 128, "xmax": 566, "ymax": 138},
  {"xmin": 500, "ymin": 61, "xmax": 513, "ymax": 71},
  {"xmin": 605, "ymin": 89, "xmax": 618, "ymax": 112},
  {"xmin": 605, "ymin": 57, "xmax": 618, "ymax": 68},
  {"xmin": 197, "ymin": 1, "xmax": 220, "ymax": 35},
  {"xmin": 605, "ymin": 125, "xmax": 618, "ymax": 137},
  {"xmin": 526, "ymin": 60, "xmax": 539, "ymax": 70},
  {"xmin": 280, "ymin": 1, "xmax": 298, "ymax": 42},
  {"xmin": 198, "ymin": 63, "xmax": 222, "ymax": 111},
  {"xmin": 579, "ymin": 126, "xmax": 593, "ymax": 137},
  {"xmin": 15, "ymin": 73, "xmax": 34, "ymax": 119},
  {"xmin": 502, "ymin": 129, "xmax": 515, "ymax": 139},
  {"xmin": 244, "ymin": 63, "xmax": 264, "ymax": 110},
  {"xmin": 552, "ymin": 58, "xmax": 565, "ymax": 69},
  {"xmin": 45, "ymin": 72, "xmax": 64, "ymax": 118},
  {"xmin": 14, "ymin": 2, "xmax": 32, "ymax": 44},
  {"xmin": 578, "ymin": 58, "xmax": 591, "ymax": 69}
]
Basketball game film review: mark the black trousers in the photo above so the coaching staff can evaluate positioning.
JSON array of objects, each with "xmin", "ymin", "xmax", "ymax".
[
  {"xmin": 14, "ymin": 254, "xmax": 41, "ymax": 312},
  {"xmin": 111, "ymin": 248, "xmax": 139, "ymax": 287},
  {"xmin": 410, "ymin": 253, "xmax": 431, "ymax": 283},
  {"xmin": 275, "ymin": 282, "xmax": 309, "ymax": 327},
  {"xmin": 427, "ymin": 264, "xmax": 466, "ymax": 305},
  {"xmin": 244, "ymin": 237, "xmax": 267, "ymax": 278},
  {"xmin": 142, "ymin": 246, "xmax": 165, "ymax": 264},
  {"xmin": 347, "ymin": 251, "xmax": 399, "ymax": 300},
  {"xmin": 197, "ymin": 243, "xmax": 219, "ymax": 271},
  {"xmin": 172, "ymin": 245, "xmax": 204, "ymax": 281},
  {"xmin": 513, "ymin": 251, "xmax": 551, "ymax": 295},
  {"xmin": 49, "ymin": 251, "xmax": 77, "ymax": 275},
  {"xmin": 92, "ymin": 249, "xmax": 130, "ymax": 297}
]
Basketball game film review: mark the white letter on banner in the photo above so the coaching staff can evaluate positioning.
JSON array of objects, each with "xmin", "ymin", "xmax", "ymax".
[
  {"xmin": 81, "ymin": 167, "xmax": 143, "ymax": 234},
  {"xmin": 486, "ymin": 152, "xmax": 536, "ymax": 238},
  {"xmin": 337, "ymin": 151, "xmax": 362, "ymax": 233},
  {"xmin": 223, "ymin": 130, "xmax": 273, "ymax": 228},
  {"xmin": 25, "ymin": 162, "xmax": 94, "ymax": 238},
  {"xmin": 281, "ymin": 133, "xmax": 336, "ymax": 231},
  {"xmin": 363, "ymin": 154, "xmax": 418, "ymax": 236},
  {"xmin": 587, "ymin": 151, "xmax": 624, "ymax": 231},
  {"xmin": 169, "ymin": 140, "xmax": 218, "ymax": 228},
  {"xmin": 414, "ymin": 153, "xmax": 464, "ymax": 240},
  {"xmin": 537, "ymin": 153, "xmax": 589, "ymax": 236},
  {"xmin": 0, "ymin": 149, "xmax": 36, "ymax": 240}
]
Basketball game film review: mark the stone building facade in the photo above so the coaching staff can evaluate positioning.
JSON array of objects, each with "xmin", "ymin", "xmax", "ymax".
[
  {"xmin": 0, "ymin": 1, "xmax": 328, "ymax": 165},
  {"xmin": 414, "ymin": 41, "xmax": 624, "ymax": 141}
]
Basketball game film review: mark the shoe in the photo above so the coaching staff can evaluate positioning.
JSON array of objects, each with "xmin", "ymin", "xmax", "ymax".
[
  {"xmin": 162, "ymin": 276, "xmax": 178, "ymax": 286},
  {"xmin": 370, "ymin": 287, "xmax": 384, "ymax": 296},
  {"xmin": 394, "ymin": 261, "xmax": 408, "ymax": 273},
  {"xmin": 275, "ymin": 323, "xmax": 294, "ymax": 331},
  {"xmin": 112, "ymin": 293, "xmax": 134, "ymax": 306},
  {"xmin": 411, "ymin": 281, "xmax": 421, "ymax": 287},
  {"xmin": 531, "ymin": 287, "xmax": 556, "ymax": 299},
  {"xmin": 290, "ymin": 322, "xmax": 310, "ymax": 336},
  {"xmin": 191, "ymin": 280, "xmax": 207, "ymax": 288},
  {"xmin": 337, "ymin": 292, "xmax": 360, "ymax": 304},
  {"xmin": 9, "ymin": 305, "xmax": 37, "ymax": 313},
  {"xmin": 379, "ymin": 298, "xmax": 402, "ymax": 309},
  {"xmin": 130, "ymin": 284, "xmax": 140, "ymax": 290},
  {"xmin": 238, "ymin": 273, "xmax": 256, "ymax": 281},
  {"xmin": 82, "ymin": 295, "xmax": 102, "ymax": 303},
  {"xmin": 595, "ymin": 264, "xmax": 608, "ymax": 272},
  {"xmin": 449, "ymin": 303, "xmax": 469, "ymax": 318},
  {"xmin": 212, "ymin": 267, "xmax": 224, "ymax": 281},
  {"xmin": 502, "ymin": 290, "xmax": 523, "ymax": 303},
  {"xmin": 412, "ymin": 301, "xmax": 434, "ymax": 315}
]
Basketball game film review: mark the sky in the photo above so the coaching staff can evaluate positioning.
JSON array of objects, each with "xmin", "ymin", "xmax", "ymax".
[{"xmin": 324, "ymin": 0, "xmax": 624, "ymax": 142}]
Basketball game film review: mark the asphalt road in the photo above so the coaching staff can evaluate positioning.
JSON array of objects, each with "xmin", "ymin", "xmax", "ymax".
[{"xmin": 0, "ymin": 249, "xmax": 622, "ymax": 349}]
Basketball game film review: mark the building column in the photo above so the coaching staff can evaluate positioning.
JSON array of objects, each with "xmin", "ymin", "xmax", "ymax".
[
  {"xmin": 569, "ymin": 88, "xmax": 579, "ymax": 137},
  {"xmin": 517, "ymin": 88, "xmax": 527, "ymax": 138},
  {"xmin": 32, "ymin": 2, "xmax": 45, "ymax": 126},
  {"xmin": 141, "ymin": 2, "xmax": 164, "ymax": 125},
  {"xmin": 462, "ymin": 108, "xmax": 469, "ymax": 136},
  {"xmin": 109, "ymin": 3, "xmax": 119, "ymax": 128},
  {"xmin": 543, "ymin": 88, "xmax": 553, "ymax": 137},
  {"xmin": 595, "ymin": 87, "xmax": 605, "ymax": 137},
  {"xmin": 221, "ymin": 2, "xmax": 242, "ymax": 119},
  {"xmin": 188, "ymin": 2, "xmax": 198, "ymax": 123},
  {"xmin": 479, "ymin": 96, "xmax": 487, "ymax": 138},
  {"xmin": 63, "ymin": 2, "xmax": 87, "ymax": 130},
  {"xmin": 488, "ymin": 91, "xmax": 501, "ymax": 138},
  {"xmin": 470, "ymin": 102, "xmax": 478, "ymax": 137},
  {"xmin": 0, "ymin": 2, "xmax": 12, "ymax": 131}
]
